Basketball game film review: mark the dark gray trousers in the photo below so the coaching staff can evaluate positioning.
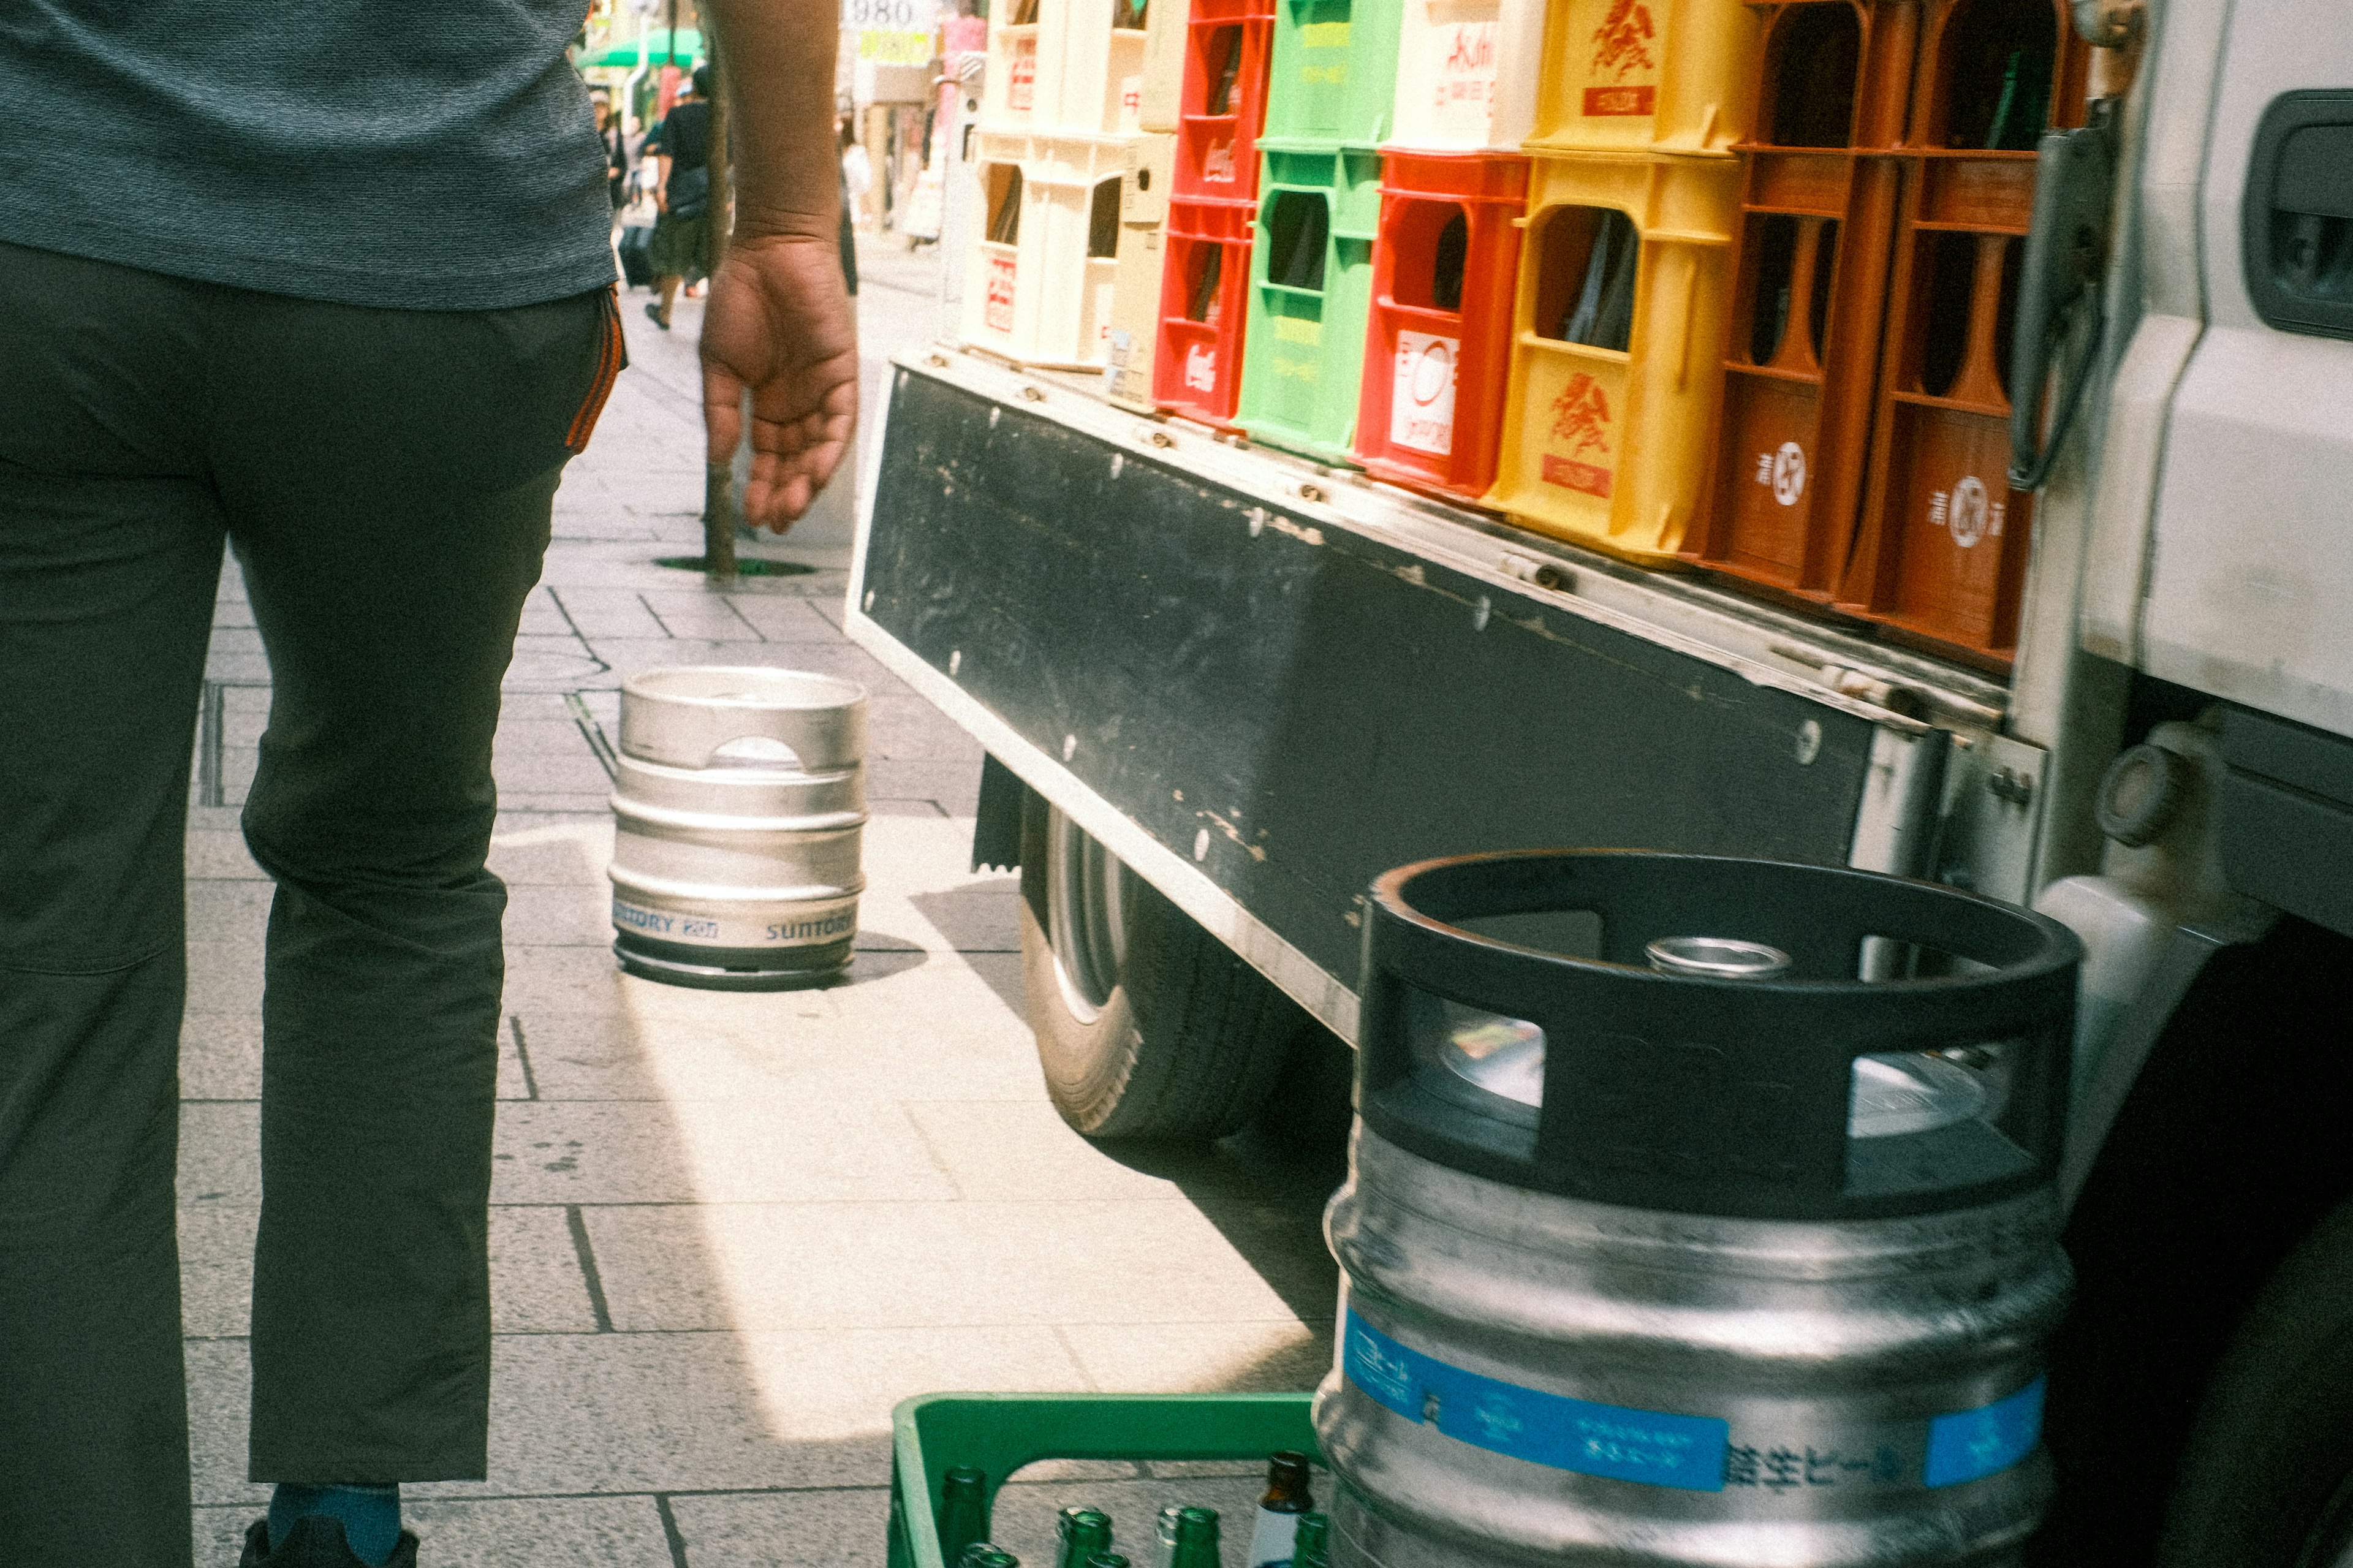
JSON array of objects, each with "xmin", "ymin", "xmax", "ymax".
[{"xmin": 0, "ymin": 241, "xmax": 616, "ymax": 1566}]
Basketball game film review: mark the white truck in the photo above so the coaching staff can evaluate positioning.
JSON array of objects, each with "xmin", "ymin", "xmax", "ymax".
[{"xmin": 847, "ymin": 1, "xmax": 2353, "ymax": 1558}]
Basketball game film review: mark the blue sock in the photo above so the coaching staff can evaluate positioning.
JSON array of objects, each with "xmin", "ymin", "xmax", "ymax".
[{"xmin": 268, "ymin": 1483, "xmax": 401, "ymax": 1566}]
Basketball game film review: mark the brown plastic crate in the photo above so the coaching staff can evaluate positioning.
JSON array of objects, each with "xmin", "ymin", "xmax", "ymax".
[
  {"xmin": 1684, "ymin": 2, "xmax": 1917, "ymax": 597},
  {"xmin": 1901, "ymin": 0, "xmax": 2090, "ymax": 152},
  {"xmin": 1828, "ymin": 0, "xmax": 2087, "ymax": 665}
]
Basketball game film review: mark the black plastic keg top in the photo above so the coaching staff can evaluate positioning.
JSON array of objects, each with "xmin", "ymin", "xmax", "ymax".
[{"xmin": 1358, "ymin": 851, "xmax": 2082, "ymax": 1222}]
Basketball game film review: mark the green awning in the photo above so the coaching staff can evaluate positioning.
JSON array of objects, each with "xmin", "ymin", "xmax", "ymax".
[{"xmin": 576, "ymin": 28, "xmax": 702, "ymax": 68}]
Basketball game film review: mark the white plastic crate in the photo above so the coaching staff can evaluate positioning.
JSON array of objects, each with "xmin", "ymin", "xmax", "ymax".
[
  {"xmin": 1388, "ymin": 0, "xmax": 1545, "ymax": 151},
  {"xmin": 983, "ymin": 0, "xmax": 1154, "ymax": 136},
  {"xmin": 959, "ymin": 129, "xmax": 1142, "ymax": 368}
]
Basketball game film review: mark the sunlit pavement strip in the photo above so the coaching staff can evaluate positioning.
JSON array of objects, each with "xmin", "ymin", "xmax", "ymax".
[{"xmin": 178, "ymin": 237, "xmax": 1338, "ymax": 1567}]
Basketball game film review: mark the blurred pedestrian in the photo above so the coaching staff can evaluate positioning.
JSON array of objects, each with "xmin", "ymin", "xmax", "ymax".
[
  {"xmin": 0, "ymin": 2, "xmax": 855, "ymax": 1567},
  {"xmin": 840, "ymin": 113, "xmax": 873, "ymax": 229},
  {"xmin": 594, "ymin": 93, "xmax": 629, "ymax": 214},
  {"xmin": 642, "ymin": 64, "xmax": 716, "ymax": 330}
]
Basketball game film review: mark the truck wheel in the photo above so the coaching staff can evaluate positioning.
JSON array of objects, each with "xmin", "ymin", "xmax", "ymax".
[
  {"xmin": 2154, "ymin": 1194, "xmax": 2353, "ymax": 1567},
  {"xmin": 1018, "ymin": 798, "xmax": 1298, "ymax": 1140}
]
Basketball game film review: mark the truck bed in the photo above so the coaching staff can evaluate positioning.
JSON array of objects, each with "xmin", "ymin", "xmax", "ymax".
[{"xmin": 846, "ymin": 349, "xmax": 2037, "ymax": 1039}]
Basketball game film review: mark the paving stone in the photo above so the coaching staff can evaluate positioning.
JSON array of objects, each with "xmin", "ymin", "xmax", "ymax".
[
  {"xmin": 490, "ymin": 1097, "xmax": 960, "ymax": 1205},
  {"xmin": 583, "ymin": 1199, "xmax": 1299, "ymax": 1331},
  {"xmin": 1055, "ymin": 1320, "xmax": 1332, "ymax": 1395},
  {"xmin": 176, "ymin": 1011, "xmax": 528, "ymax": 1104},
  {"xmin": 504, "ymin": 882, "xmax": 612, "ymax": 947},
  {"xmin": 670, "ymin": 1488, "xmax": 895, "ymax": 1568},
  {"xmin": 504, "ymin": 1007, "xmax": 1043, "ymax": 1105},
  {"xmin": 638, "ymin": 588, "xmax": 767, "ymax": 642},
  {"xmin": 491, "ymin": 718, "xmax": 605, "ymax": 758},
  {"xmin": 187, "ymin": 831, "xmax": 267, "ymax": 879},
  {"xmin": 549, "ymin": 588, "xmax": 672, "ymax": 640},
  {"xmin": 179, "ymin": 1204, "xmax": 596, "ymax": 1343},
  {"xmin": 900, "ymin": 1102, "xmax": 1190, "ymax": 1203},
  {"xmin": 492, "ymin": 749, "xmax": 615, "ymax": 795},
  {"xmin": 725, "ymin": 594, "xmax": 838, "ymax": 641},
  {"xmin": 401, "ymin": 1327, "xmax": 1083, "ymax": 1496},
  {"xmin": 182, "ymin": 1012, "xmax": 262, "ymax": 1101}
]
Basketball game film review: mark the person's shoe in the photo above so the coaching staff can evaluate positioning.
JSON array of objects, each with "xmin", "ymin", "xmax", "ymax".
[
  {"xmin": 238, "ymin": 1516, "xmax": 419, "ymax": 1567},
  {"xmin": 643, "ymin": 301, "xmax": 670, "ymax": 331}
]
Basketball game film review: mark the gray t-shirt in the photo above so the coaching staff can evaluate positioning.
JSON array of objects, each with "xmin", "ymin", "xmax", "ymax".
[{"xmin": 0, "ymin": 2, "xmax": 619, "ymax": 309}]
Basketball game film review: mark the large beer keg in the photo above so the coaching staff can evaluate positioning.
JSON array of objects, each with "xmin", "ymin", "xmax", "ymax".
[
  {"xmin": 1317, "ymin": 851, "xmax": 2081, "ymax": 1568},
  {"xmin": 608, "ymin": 666, "xmax": 868, "ymax": 990}
]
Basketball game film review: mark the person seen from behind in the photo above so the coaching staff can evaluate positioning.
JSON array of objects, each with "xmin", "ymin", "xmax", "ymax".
[
  {"xmin": 643, "ymin": 64, "xmax": 716, "ymax": 330},
  {"xmin": 0, "ymin": 1, "xmax": 855, "ymax": 1565}
]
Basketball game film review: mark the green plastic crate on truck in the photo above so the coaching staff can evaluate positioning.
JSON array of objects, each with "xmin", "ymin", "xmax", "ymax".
[
  {"xmin": 1262, "ymin": 0, "xmax": 1404, "ymax": 148},
  {"xmin": 885, "ymin": 1392, "xmax": 1320, "ymax": 1568},
  {"xmin": 1237, "ymin": 143, "xmax": 1382, "ymax": 462}
]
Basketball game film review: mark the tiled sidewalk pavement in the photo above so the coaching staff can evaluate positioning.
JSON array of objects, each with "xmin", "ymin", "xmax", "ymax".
[{"xmin": 180, "ymin": 238, "xmax": 1345, "ymax": 1567}]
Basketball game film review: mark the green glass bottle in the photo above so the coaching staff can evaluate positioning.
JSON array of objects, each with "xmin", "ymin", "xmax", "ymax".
[
  {"xmin": 1168, "ymin": 1506, "xmax": 1220, "ymax": 1568},
  {"xmin": 1086, "ymin": 1555, "xmax": 1132, "ymax": 1568},
  {"xmin": 1055, "ymin": 1507, "xmax": 1113, "ymax": 1568},
  {"xmin": 1291, "ymin": 1513, "xmax": 1330, "ymax": 1568},
  {"xmin": 938, "ymin": 1467, "xmax": 989, "ymax": 1565},
  {"xmin": 1152, "ymin": 1504, "xmax": 1186, "ymax": 1568},
  {"xmin": 957, "ymin": 1547, "xmax": 1019, "ymax": 1568}
]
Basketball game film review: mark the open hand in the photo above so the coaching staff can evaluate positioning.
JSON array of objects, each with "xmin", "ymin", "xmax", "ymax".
[{"xmin": 701, "ymin": 232, "xmax": 858, "ymax": 531}]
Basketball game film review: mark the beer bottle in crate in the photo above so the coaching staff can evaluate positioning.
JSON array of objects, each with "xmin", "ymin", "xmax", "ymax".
[{"xmin": 1246, "ymin": 1452, "xmax": 1315, "ymax": 1567}]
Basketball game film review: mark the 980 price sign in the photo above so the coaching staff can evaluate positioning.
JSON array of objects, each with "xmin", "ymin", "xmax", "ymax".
[{"xmin": 843, "ymin": 0, "xmax": 926, "ymax": 28}]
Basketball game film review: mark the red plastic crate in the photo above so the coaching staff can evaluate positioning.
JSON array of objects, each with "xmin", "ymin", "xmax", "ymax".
[
  {"xmin": 1173, "ymin": 0, "xmax": 1276, "ymax": 204},
  {"xmin": 1352, "ymin": 148, "xmax": 1528, "ymax": 501},
  {"xmin": 1151, "ymin": 195, "xmax": 1257, "ymax": 425}
]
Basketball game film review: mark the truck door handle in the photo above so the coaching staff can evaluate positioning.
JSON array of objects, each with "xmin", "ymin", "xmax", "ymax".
[
  {"xmin": 2244, "ymin": 91, "xmax": 2353, "ymax": 341},
  {"xmin": 2009, "ymin": 111, "xmax": 2117, "ymax": 491}
]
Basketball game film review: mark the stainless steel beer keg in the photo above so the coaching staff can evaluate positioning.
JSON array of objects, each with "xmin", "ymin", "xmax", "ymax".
[
  {"xmin": 1316, "ymin": 851, "xmax": 2082, "ymax": 1568},
  {"xmin": 608, "ymin": 666, "xmax": 868, "ymax": 990}
]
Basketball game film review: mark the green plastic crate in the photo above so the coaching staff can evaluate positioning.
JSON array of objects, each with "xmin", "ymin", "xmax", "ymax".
[
  {"xmin": 887, "ymin": 1392, "xmax": 1321, "ymax": 1568},
  {"xmin": 1263, "ymin": 0, "xmax": 1404, "ymax": 149},
  {"xmin": 1237, "ymin": 144, "xmax": 1382, "ymax": 464}
]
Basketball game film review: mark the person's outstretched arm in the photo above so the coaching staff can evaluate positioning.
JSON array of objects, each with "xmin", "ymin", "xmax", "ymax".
[{"xmin": 699, "ymin": 0, "xmax": 859, "ymax": 529}]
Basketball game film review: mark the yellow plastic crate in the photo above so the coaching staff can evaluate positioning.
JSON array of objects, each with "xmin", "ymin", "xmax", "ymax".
[
  {"xmin": 1524, "ymin": 0, "xmax": 1760, "ymax": 158},
  {"xmin": 1483, "ymin": 150, "xmax": 1738, "ymax": 562},
  {"xmin": 959, "ymin": 129, "xmax": 1143, "ymax": 369}
]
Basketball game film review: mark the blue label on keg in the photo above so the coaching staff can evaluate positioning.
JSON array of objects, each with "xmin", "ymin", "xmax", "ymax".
[
  {"xmin": 1924, "ymin": 1377, "xmax": 2045, "ymax": 1488},
  {"xmin": 1343, "ymin": 1312, "xmax": 1729, "ymax": 1491}
]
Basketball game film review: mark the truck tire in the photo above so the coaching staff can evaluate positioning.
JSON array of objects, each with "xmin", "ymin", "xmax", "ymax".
[
  {"xmin": 2153, "ymin": 1194, "xmax": 2353, "ymax": 1568},
  {"xmin": 1018, "ymin": 797, "xmax": 1298, "ymax": 1140}
]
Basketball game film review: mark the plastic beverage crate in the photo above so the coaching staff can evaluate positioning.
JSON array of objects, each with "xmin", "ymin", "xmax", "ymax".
[
  {"xmin": 1108, "ymin": 135, "xmax": 1179, "ymax": 409},
  {"xmin": 960, "ymin": 129, "xmax": 1145, "ymax": 369},
  {"xmin": 1138, "ymin": 0, "xmax": 1189, "ymax": 131},
  {"xmin": 1523, "ymin": 0, "xmax": 1762, "ymax": 159},
  {"xmin": 1237, "ymin": 143, "xmax": 1385, "ymax": 462},
  {"xmin": 1153, "ymin": 195, "xmax": 1258, "ymax": 424},
  {"xmin": 1352, "ymin": 149, "xmax": 1528, "ymax": 499},
  {"xmin": 885, "ymin": 1392, "xmax": 1320, "ymax": 1568},
  {"xmin": 1173, "ymin": 0, "xmax": 1278, "ymax": 202},
  {"xmin": 1483, "ymin": 150, "xmax": 1741, "ymax": 562},
  {"xmin": 1684, "ymin": 1, "xmax": 1920, "ymax": 599},
  {"xmin": 1262, "ymin": 0, "xmax": 1407, "ymax": 150},
  {"xmin": 1830, "ymin": 0, "xmax": 2089, "ymax": 664},
  {"xmin": 985, "ymin": 0, "xmax": 1154, "ymax": 137},
  {"xmin": 1387, "ymin": 0, "xmax": 1545, "ymax": 151}
]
